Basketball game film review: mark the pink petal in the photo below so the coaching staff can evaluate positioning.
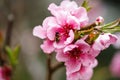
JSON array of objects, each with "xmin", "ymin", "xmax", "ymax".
[
  {"xmin": 80, "ymin": 54, "xmax": 95, "ymax": 67},
  {"xmin": 48, "ymin": 3, "xmax": 67, "ymax": 25},
  {"xmin": 55, "ymin": 11, "xmax": 68, "ymax": 25},
  {"xmin": 47, "ymin": 26, "xmax": 61, "ymax": 40},
  {"xmin": 67, "ymin": 66, "xmax": 93, "ymax": 80},
  {"xmin": 94, "ymin": 33, "xmax": 117, "ymax": 50},
  {"xmin": 65, "ymin": 59, "xmax": 81, "ymax": 75},
  {"xmin": 90, "ymin": 59, "xmax": 98, "ymax": 68},
  {"xmin": 78, "ymin": 67, "xmax": 93, "ymax": 80},
  {"xmin": 53, "ymin": 41, "xmax": 66, "ymax": 49},
  {"xmin": 75, "ymin": 39, "xmax": 90, "ymax": 53},
  {"xmin": 64, "ymin": 30, "xmax": 74, "ymax": 45},
  {"xmin": 113, "ymin": 33, "xmax": 120, "ymax": 49},
  {"xmin": 40, "ymin": 40, "xmax": 54, "ymax": 54},
  {"xmin": 60, "ymin": 0, "xmax": 78, "ymax": 12},
  {"xmin": 48, "ymin": 3, "xmax": 59, "ymax": 16},
  {"xmin": 42, "ymin": 17, "xmax": 56, "ymax": 29},
  {"xmin": 92, "ymin": 39, "xmax": 104, "ymax": 51},
  {"xmin": 89, "ymin": 48, "xmax": 100, "ymax": 57},
  {"xmin": 66, "ymin": 16, "xmax": 80, "ymax": 30},
  {"xmin": 56, "ymin": 49, "xmax": 69, "ymax": 62},
  {"xmin": 63, "ymin": 44, "xmax": 77, "ymax": 53},
  {"xmin": 53, "ymin": 35, "xmax": 66, "ymax": 49},
  {"xmin": 33, "ymin": 25, "xmax": 46, "ymax": 39},
  {"xmin": 107, "ymin": 34, "xmax": 118, "ymax": 46},
  {"xmin": 72, "ymin": 7, "xmax": 88, "ymax": 23}
]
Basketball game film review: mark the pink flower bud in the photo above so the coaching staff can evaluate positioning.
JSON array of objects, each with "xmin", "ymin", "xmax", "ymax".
[{"xmin": 95, "ymin": 16, "xmax": 104, "ymax": 25}]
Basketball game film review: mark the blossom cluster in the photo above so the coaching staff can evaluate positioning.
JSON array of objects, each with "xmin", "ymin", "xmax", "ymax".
[{"xmin": 33, "ymin": 0, "xmax": 117, "ymax": 80}]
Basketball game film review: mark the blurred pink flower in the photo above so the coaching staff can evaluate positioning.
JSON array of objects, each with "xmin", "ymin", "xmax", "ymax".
[
  {"xmin": 56, "ymin": 39, "xmax": 97, "ymax": 80},
  {"xmin": 0, "ymin": 67, "xmax": 4, "ymax": 80},
  {"xmin": 33, "ymin": 0, "xmax": 88, "ymax": 54},
  {"xmin": 0, "ymin": 66, "xmax": 11, "ymax": 80},
  {"xmin": 110, "ymin": 52, "xmax": 120, "ymax": 77}
]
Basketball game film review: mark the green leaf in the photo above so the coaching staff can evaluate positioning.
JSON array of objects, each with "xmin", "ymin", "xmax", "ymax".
[
  {"xmin": 81, "ymin": 0, "xmax": 91, "ymax": 12},
  {"xmin": 5, "ymin": 46, "xmax": 15, "ymax": 66},
  {"xmin": 102, "ymin": 26, "xmax": 120, "ymax": 33},
  {"xmin": 101, "ymin": 19, "xmax": 120, "ymax": 33},
  {"xmin": 102, "ymin": 19, "xmax": 120, "ymax": 29},
  {"xmin": 13, "ymin": 45, "xmax": 20, "ymax": 60},
  {"xmin": 5, "ymin": 45, "xmax": 20, "ymax": 67}
]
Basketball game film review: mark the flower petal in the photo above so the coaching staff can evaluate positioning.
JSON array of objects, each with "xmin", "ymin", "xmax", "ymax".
[
  {"xmin": 72, "ymin": 7, "xmax": 89, "ymax": 26},
  {"xmin": 47, "ymin": 26, "xmax": 61, "ymax": 40},
  {"xmin": 64, "ymin": 30, "xmax": 74, "ymax": 45},
  {"xmin": 67, "ymin": 66, "xmax": 93, "ymax": 80},
  {"xmin": 60, "ymin": 0, "xmax": 78, "ymax": 12},
  {"xmin": 33, "ymin": 25, "xmax": 46, "ymax": 39},
  {"xmin": 63, "ymin": 44, "xmax": 77, "ymax": 53},
  {"xmin": 66, "ymin": 16, "xmax": 80, "ymax": 30},
  {"xmin": 42, "ymin": 17, "xmax": 56, "ymax": 29},
  {"xmin": 56, "ymin": 49, "xmax": 69, "ymax": 62},
  {"xmin": 75, "ymin": 39, "xmax": 90, "ymax": 53},
  {"xmin": 80, "ymin": 54, "xmax": 97, "ymax": 67},
  {"xmin": 65, "ymin": 59, "xmax": 81, "ymax": 75},
  {"xmin": 40, "ymin": 40, "xmax": 54, "ymax": 54}
]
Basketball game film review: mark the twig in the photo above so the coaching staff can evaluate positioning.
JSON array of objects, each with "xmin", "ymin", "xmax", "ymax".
[
  {"xmin": 46, "ymin": 54, "xmax": 52, "ymax": 80},
  {"xmin": 3, "ymin": 14, "xmax": 14, "ymax": 50},
  {"xmin": 46, "ymin": 54, "xmax": 64, "ymax": 80},
  {"xmin": 51, "ymin": 63, "xmax": 64, "ymax": 74}
]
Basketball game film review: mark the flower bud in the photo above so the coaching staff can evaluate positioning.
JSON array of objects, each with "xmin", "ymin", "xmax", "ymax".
[{"xmin": 95, "ymin": 16, "xmax": 104, "ymax": 25}]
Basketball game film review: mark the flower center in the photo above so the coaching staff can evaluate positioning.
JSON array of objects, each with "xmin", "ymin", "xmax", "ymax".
[
  {"xmin": 68, "ymin": 48, "xmax": 82, "ymax": 59},
  {"xmin": 55, "ymin": 24, "xmax": 73, "ymax": 42}
]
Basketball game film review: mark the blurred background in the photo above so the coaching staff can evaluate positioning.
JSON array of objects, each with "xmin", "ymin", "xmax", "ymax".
[{"xmin": 0, "ymin": 0, "xmax": 120, "ymax": 80}]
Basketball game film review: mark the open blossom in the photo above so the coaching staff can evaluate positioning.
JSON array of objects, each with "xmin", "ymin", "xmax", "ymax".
[
  {"xmin": 110, "ymin": 52, "xmax": 120, "ymax": 77},
  {"xmin": 90, "ymin": 33, "xmax": 117, "ymax": 57},
  {"xmin": 67, "ymin": 61, "xmax": 97, "ymax": 80},
  {"xmin": 56, "ymin": 39, "xmax": 97, "ymax": 80},
  {"xmin": 33, "ymin": 0, "xmax": 88, "ymax": 54}
]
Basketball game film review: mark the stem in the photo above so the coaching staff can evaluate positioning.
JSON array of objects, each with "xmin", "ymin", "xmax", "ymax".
[
  {"xmin": 52, "ymin": 63, "xmax": 64, "ymax": 74},
  {"xmin": 46, "ymin": 54, "xmax": 64, "ymax": 80},
  {"xmin": 4, "ymin": 14, "xmax": 14, "ymax": 49},
  {"xmin": 80, "ymin": 22, "xmax": 97, "ymax": 31},
  {"xmin": 47, "ymin": 54, "xmax": 52, "ymax": 80}
]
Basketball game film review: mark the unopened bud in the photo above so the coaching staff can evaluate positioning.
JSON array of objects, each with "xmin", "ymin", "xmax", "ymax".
[{"xmin": 95, "ymin": 16, "xmax": 104, "ymax": 25}]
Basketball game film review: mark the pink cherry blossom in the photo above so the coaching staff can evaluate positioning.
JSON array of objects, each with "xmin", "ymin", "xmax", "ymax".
[
  {"xmin": 33, "ymin": 0, "xmax": 88, "ymax": 53},
  {"xmin": 110, "ymin": 52, "xmax": 120, "ymax": 77},
  {"xmin": 67, "ymin": 60, "xmax": 97, "ymax": 80},
  {"xmin": 56, "ymin": 39, "xmax": 97, "ymax": 80},
  {"xmin": 90, "ymin": 33, "xmax": 117, "ymax": 57}
]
